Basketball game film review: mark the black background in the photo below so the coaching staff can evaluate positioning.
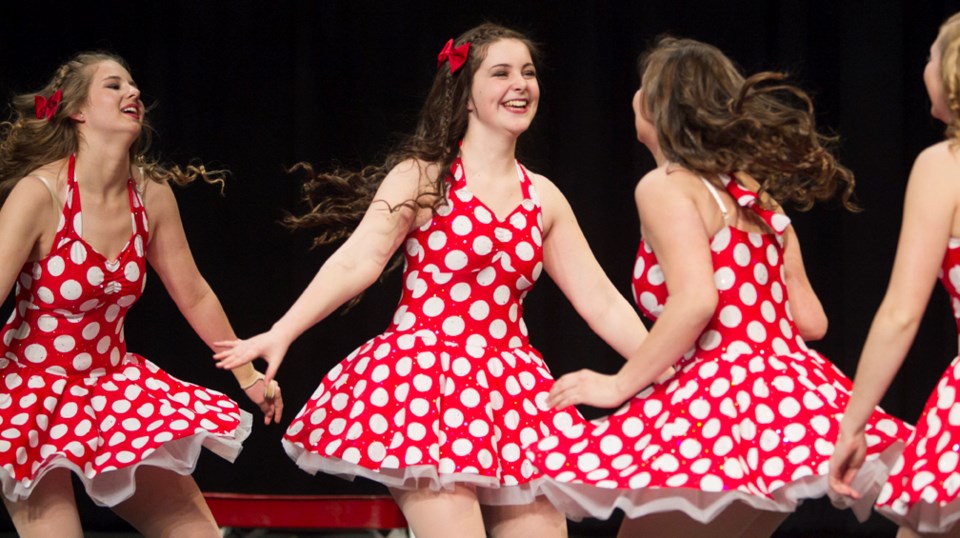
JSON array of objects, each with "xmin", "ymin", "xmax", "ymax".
[{"xmin": 1, "ymin": 1, "xmax": 958, "ymax": 535}]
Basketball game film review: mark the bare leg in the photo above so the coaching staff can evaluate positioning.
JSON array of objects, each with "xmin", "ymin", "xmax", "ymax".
[
  {"xmin": 2, "ymin": 468, "xmax": 83, "ymax": 538},
  {"xmin": 739, "ymin": 510, "xmax": 788, "ymax": 538},
  {"xmin": 391, "ymin": 484, "xmax": 486, "ymax": 538},
  {"xmin": 897, "ymin": 525, "xmax": 960, "ymax": 538},
  {"xmin": 110, "ymin": 466, "xmax": 219, "ymax": 538},
  {"xmin": 482, "ymin": 495, "xmax": 567, "ymax": 538},
  {"xmin": 617, "ymin": 502, "xmax": 786, "ymax": 538}
]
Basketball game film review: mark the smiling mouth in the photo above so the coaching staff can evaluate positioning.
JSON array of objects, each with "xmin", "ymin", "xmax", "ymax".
[
  {"xmin": 121, "ymin": 106, "xmax": 140, "ymax": 118},
  {"xmin": 504, "ymin": 99, "xmax": 529, "ymax": 110}
]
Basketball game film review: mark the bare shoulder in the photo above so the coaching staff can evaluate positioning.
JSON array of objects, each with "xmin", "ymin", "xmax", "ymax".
[
  {"xmin": 526, "ymin": 169, "xmax": 559, "ymax": 196},
  {"xmin": 384, "ymin": 158, "xmax": 441, "ymax": 192},
  {"xmin": 140, "ymin": 178, "xmax": 177, "ymax": 217},
  {"xmin": 6, "ymin": 174, "xmax": 59, "ymax": 209},
  {"xmin": 635, "ymin": 165, "xmax": 697, "ymax": 204},
  {"xmin": 910, "ymin": 141, "xmax": 960, "ymax": 191},
  {"xmin": 916, "ymin": 140, "xmax": 960, "ymax": 169},
  {"xmin": 524, "ymin": 168, "xmax": 572, "ymax": 213}
]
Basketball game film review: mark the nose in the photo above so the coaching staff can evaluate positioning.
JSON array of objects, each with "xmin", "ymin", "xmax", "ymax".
[
  {"xmin": 128, "ymin": 85, "xmax": 141, "ymax": 100},
  {"xmin": 510, "ymin": 71, "xmax": 528, "ymax": 91}
]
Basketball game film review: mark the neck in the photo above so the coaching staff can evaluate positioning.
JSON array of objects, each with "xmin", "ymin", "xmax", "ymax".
[
  {"xmin": 459, "ymin": 131, "xmax": 519, "ymax": 177},
  {"xmin": 646, "ymin": 141, "xmax": 667, "ymax": 167},
  {"xmin": 74, "ymin": 139, "xmax": 132, "ymax": 192}
]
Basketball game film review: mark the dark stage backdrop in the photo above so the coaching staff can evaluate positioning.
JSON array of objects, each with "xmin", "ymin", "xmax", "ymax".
[{"xmin": 2, "ymin": 1, "xmax": 959, "ymax": 535}]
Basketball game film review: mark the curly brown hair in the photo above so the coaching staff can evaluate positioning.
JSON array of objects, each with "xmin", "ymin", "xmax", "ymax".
[
  {"xmin": 286, "ymin": 23, "xmax": 539, "ymax": 247},
  {"xmin": 639, "ymin": 37, "xmax": 856, "ymax": 211},
  {"xmin": 0, "ymin": 51, "xmax": 223, "ymax": 206}
]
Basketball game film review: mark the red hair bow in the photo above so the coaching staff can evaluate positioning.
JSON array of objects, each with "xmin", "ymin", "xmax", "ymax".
[
  {"xmin": 35, "ymin": 89, "xmax": 63, "ymax": 121},
  {"xmin": 437, "ymin": 39, "xmax": 471, "ymax": 73}
]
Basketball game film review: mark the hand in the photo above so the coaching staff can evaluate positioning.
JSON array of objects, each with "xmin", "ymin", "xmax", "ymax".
[
  {"xmin": 548, "ymin": 369, "xmax": 628, "ymax": 409},
  {"xmin": 241, "ymin": 375, "xmax": 284, "ymax": 425},
  {"xmin": 828, "ymin": 428, "xmax": 867, "ymax": 500},
  {"xmin": 214, "ymin": 330, "xmax": 290, "ymax": 425},
  {"xmin": 214, "ymin": 329, "xmax": 289, "ymax": 384}
]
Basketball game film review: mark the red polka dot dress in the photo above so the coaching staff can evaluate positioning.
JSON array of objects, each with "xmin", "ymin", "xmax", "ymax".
[
  {"xmin": 527, "ymin": 175, "xmax": 911, "ymax": 522},
  {"xmin": 0, "ymin": 155, "xmax": 251, "ymax": 505},
  {"xmin": 875, "ymin": 238, "xmax": 960, "ymax": 532},
  {"xmin": 283, "ymin": 159, "xmax": 586, "ymax": 505}
]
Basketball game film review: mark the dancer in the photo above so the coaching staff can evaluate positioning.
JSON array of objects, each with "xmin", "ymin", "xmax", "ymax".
[
  {"xmin": 214, "ymin": 23, "xmax": 664, "ymax": 538},
  {"xmin": 530, "ymin": 37, "xmax": 911, "ymax": 537},
  {"xmin": 830, "ymin": 12, "xmax": 960, "ymax": 538},
  {"xmin": 0, "ymin": 52, "xmax": 281, "ymax": 537}
]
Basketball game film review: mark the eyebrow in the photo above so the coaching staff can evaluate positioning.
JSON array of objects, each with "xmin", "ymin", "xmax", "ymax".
[
  {"xmin": 488, "ymin": 63, "xmax": 536, "ymax": 70},
  {"xmin": 102, "ymin": 75, "xmax": 138, "ymax": 87}
]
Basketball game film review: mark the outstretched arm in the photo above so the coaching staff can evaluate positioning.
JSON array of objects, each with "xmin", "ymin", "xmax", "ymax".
[
  {"xmin": 546, "ymin": 168, "xmax": 718, "ymax": 409},
  {"xmin": 830, "ymin": 142, "xmax": 958, "ymax": 498},
  {"xmin": 145, "ymin": 180, "xmax": 283, "ymax": 424},
  {"xmin": 212, "ymin": 160, "xmax": 424, "ymax": 383}
]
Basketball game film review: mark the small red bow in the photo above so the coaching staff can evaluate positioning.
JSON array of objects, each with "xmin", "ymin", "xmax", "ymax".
[
  {"xmin": 437, "ymin": 39, "xmax": 471, "ymax": 73},
  {"xmin": 35, "ymin": 89, "xmax": 63, "ymax": 121}
]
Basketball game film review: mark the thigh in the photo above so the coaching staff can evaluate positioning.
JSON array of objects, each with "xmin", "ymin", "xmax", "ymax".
[
  {"xmin": 481, "ymin": 495, "xmax": 567, "ymax": 538},
  {"xmin": 618, "ymin": 503, "xmax": 783, "ymax": 538},
  {"xmin": 391, "ymin": 484, "xmax": 486, "ymax": 538},
  {"xmin": 3, "ymin": 468, "xmax": 82, "ymax": 538},
  {"xmin": 110, "ymin": 466, "xmax": 219, "ymax": 538},
  {"xmin": 898, "ymin": 524, "xmax": 960, "ymax": 538}
]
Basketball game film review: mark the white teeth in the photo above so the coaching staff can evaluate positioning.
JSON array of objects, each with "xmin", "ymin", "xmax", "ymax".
[{"xmin": 504, "ymin": 100, "xmax": 527, "ymax": 108}]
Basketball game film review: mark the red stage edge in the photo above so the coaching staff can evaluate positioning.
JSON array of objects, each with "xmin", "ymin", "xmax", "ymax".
[{"xmin": 203, "ymin": 493, "xmax": 408, "ymax": 529}]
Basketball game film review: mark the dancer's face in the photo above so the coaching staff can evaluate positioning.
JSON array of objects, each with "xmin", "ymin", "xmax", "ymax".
[
  {"xmin": 925, "ymin": 41, "xmax": 953, "ymax": 124},
  {"xmin": 74, "ymin": 60, "xmax": 143, "ymax": 138},
  {"xmin": 632, "ymin": 88, "xmax": 658, "ymax": 148},
  {"xmin": 467, "ymin": 38, "xmax": 539, "ymax": 138}
]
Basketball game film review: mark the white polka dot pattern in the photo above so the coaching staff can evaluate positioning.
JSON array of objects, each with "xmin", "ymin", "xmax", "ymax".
[
  {"xmin": 283, "ymin": 159, "xmax": 581, "ymax": 497},
  {"xmin": 528, "ymin": 175, "xmax": 911, "ymax": 520},
  {"xmin": 0, "ymin": 155, "xmax": 247, "ymax": 499},
  {"xmin": 876, "ymin": 241, "xmax": 960, "ymax": 531}
]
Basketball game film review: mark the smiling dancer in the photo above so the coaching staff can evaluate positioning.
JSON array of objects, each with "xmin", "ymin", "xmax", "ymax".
[
  {"xmin": 0, "ymin": 52, "xmax": 281, "ymax": 537},
  {"xmin": 213, "ymin": 23, "xmax": 670, "ymax": 538}
]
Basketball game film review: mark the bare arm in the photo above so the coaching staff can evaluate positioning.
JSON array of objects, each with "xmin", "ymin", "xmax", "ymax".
[
  {"xmin": 145, "ymin": 180, "xmax": 282, "ymax": 423},
  {"xmin": 212, "ymin": 160, "xmax": 424, "ymax": 382},
  {"xmin": 830, "ymin": 142, "xmax": 957, "ymax": 497},
  {"xmin": 536, "ymin": 175, "xmax": 650, "ymax": 361},
  {"xmin": 781, "ymin": 227, "xmax": 828, "ymax": 340},
  {"xmin": 0, "ymin": 178, "xmax": 58, "ymax": 299},
  {"xmin": 549, "ymin": 169, "xmax": 718, "ymax": 408}
]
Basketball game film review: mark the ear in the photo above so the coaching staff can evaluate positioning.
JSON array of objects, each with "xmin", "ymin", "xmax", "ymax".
[
  {"xmin": 70, "ymin": 110, "xmax": 85, "ymax": 123},
  {"xmin": 467, "ymin": 99, "xmax": 475, "ymax": 112}
]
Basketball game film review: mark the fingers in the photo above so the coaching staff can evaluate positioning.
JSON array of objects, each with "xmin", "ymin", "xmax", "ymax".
[
  {"xmin": 271, "ymin": 386, "xmax": 284, "ymax": 423},
  {"xmin": 548, "ymin": 377, "xmax": 577, "ymax": 409},
  {"xmin": 264, "ymin": 360, "xmax": 281, "ymax": 386}
]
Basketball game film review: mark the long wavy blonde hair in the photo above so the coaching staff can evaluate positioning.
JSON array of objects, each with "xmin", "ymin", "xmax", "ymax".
[{"xmin": 0, "ymin": 51, "xmax": 222, "ymax": 205}]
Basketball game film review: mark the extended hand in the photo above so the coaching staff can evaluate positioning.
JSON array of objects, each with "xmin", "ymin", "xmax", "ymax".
[
  {"xmin": 242, "ymin": 374, "xmax": 284, "ymax": 425},
  {"xmin": 214, "ymin": 330, "xmax": 289, "ymax": 380},
  {"xmin": 828, "ymin": 429, "xmax": 867, "ymax": 500}
]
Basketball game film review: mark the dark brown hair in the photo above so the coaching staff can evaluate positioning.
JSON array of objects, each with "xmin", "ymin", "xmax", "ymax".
[
  {"xmin": 640, "ymin": 37, "xmax": 855, "ymax": 211},
  {"xmin": 286, "ymin": 23, "xmax": 539, "ymax": 247}
]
